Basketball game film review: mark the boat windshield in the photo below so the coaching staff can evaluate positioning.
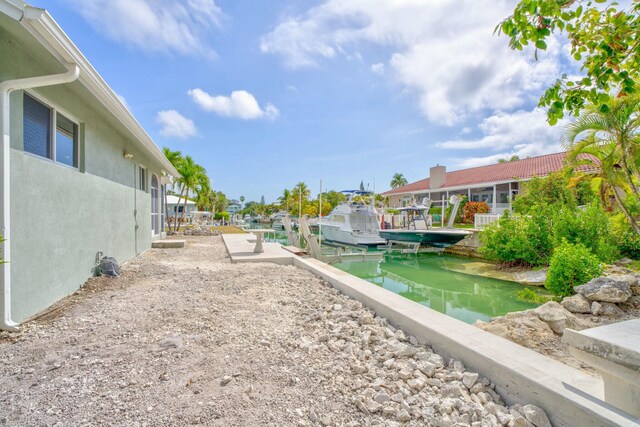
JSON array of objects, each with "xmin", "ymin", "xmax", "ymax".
[{"xmin": 349, "ymin": 211, "xmax": 379, "ymax": 232}]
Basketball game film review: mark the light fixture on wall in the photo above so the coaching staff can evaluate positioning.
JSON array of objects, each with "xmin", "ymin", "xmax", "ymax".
[{"xmin": 123, "ymin": 151, "xmax": 134, "ymax": 159}]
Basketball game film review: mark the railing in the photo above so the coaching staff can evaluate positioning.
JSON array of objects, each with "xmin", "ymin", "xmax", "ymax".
[{"xmin": 474, "ymin": 214, "xmax": 501, "ymax": 229}]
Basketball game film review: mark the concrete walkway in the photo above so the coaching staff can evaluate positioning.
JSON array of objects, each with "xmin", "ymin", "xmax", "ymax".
[{"xmin": 222, "ymin": 233, "xmax": 296, "ymax": 264}]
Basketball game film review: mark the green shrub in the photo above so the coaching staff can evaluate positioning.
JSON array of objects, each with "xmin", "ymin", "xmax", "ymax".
[
  {"xmin": 513, "ymin": 173, "xmax": 577, "ymax": 214},
  {"xmin": 552, "ymin": 203, "xmax": 619, "ymax": 262},
  {"xmin": 214, "ymin": 211, "xmax": 230, "ymax": 221},
  {"xmin": 479, "ymin": 210, "xmax": 553, "ymax": 266},
  {"xmin": 545, "ymin": 241, "xmax": 603, "ymax": 297},
  {"xmin": 620, "ymin": 230, "xmax": 640, "ymax": 259},
  {"xmin": 462, "ymin": 201, "xmax": 490, "ymax": 224},
  {"xmin": 516, "ymin": 288, "xmax": 555, "ymax": 304}
]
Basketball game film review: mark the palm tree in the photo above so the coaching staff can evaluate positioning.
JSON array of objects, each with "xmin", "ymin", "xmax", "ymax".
[
  {"xmin": 564, "ymin": 96, "xmax": 640, "ymax": 200},
  {"xmin": 278, "ymin": 189, "xmax": 292, "ymax": 211},
  {"xmin": 564, "ymin": 96, "xmax": 640, "ymax": 234},
  {"xmin": 390, "ymin": 173, "xmax": 408, "ymax": 189},
  {"xmin": 196, "ymin": 186, "xmax": 213, "ymax": 212},
  {"xmin": 497, "ymin": 155, "xmax": 520, "ymax": 164},
  {"xmin": 292, "ymin": 182, "xmax": 311, "ymax": 217},
  {"xmin": 163, "ymin": 147, "xmax": 183, "ymax": 229},
  {"xmin": 211, "ymin": 191, "xmax": 229, "ymax": 213},
  {"xmin": 175, "ymin": 156, "xmax": 209, "ymax": 231}
]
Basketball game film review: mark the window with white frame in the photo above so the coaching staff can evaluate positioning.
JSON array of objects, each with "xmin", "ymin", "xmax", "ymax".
[
  {"xmin": 138, "ymin": 166, "xmax": 147, "ymax": 191},
  {"xmin": 23, "ymin": 93, "xmax": 78, "ymax": 168}
]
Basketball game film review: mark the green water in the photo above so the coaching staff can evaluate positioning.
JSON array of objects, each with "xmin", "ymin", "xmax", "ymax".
[{"xmin": 333, "ymin": 255, "xmax": 539, "ymax": 324}]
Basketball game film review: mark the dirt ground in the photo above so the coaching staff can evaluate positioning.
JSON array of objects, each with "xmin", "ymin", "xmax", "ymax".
[{"xmin": 0, "ymin": 237, "xmax": 549, "ymax": 427}]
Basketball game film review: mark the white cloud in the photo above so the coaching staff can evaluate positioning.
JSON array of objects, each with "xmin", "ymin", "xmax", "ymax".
[
  {"xmin": 371, "ymin": 63, "xmax": 385, "ymax": 75},
  {"xmin": 438, "ymin": 108, "xmax": 569, "ymax": 168},
  {"xmin": 188, "ymin": 88, "xmax": 280, "ymax": 120},
  {"xmin": 260, "ymin": 0, "xmax": 564, "ymax": 124},
  {"xmin": 156, "ymin": 110, "xmax": 198, "ymax": 139},
  {"xmin": 64, "ymin": 0, "xmax": 223, "ymax": 56}
]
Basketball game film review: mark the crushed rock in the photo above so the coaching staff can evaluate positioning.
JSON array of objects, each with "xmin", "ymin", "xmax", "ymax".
[{"xmin": 1, "ymin": 236, "xmax": 550, "ymax": 426}]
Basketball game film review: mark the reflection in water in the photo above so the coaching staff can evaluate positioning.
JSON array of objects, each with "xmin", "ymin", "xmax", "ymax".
[{"xmin": 333, "ymin": 255, "xmax": 538, "ymax": 324}]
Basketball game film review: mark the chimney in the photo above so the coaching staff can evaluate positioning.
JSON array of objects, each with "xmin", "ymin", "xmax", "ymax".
[{"xmin": 429, "ymin": 165, "xmax": 446, "ymax": 189}]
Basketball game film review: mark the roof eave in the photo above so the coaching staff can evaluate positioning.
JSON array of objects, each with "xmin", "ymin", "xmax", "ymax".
[
  {"xmin": 11, "ymin": 4, "xmax": 180, "ymax": 178},
  {"xmin": 383, "ymin": 177, "xmax": 540, "ymax": 196}
]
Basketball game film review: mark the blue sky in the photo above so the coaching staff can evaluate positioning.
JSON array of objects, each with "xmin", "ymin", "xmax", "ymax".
[{"xmin": 34, "ymin": 0, "xmax": 577, "ymax": 203}]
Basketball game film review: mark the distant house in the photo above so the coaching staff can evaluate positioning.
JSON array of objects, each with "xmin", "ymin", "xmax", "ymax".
[
  {"xmin": 227, "ymin": 200, "xmax": 241, "ymax": 215},
  {"xmin": 0, "ymin": 1, "xmax": 179, "ymax": 329},
  {"xmin": 381, "ymin": 152, "xmax": 597, "ymax": 214},
  {"xmin": 166, "ymin": 195, "xmax": 197, "ymax": 220}
]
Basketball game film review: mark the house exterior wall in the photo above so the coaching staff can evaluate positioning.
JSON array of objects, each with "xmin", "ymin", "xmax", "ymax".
[
  {"xmin": 167, "ymin": 202, "xmax": 197, "ymax": 218},
  {"xmin": 2, "ymin": 27, "xmax": 166, "ymax": 321}
]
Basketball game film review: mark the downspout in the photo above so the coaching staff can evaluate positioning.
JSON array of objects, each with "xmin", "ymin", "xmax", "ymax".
[{"xmin": 0, "ymin": 63, "xmax": 80, "ymax": 331}]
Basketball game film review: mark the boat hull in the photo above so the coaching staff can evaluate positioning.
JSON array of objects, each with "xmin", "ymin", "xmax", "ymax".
[
  {"xmin": 379, "ymin": 229, "xmax": 471, "ymax": 248},
  {"xmin": 321, "ymin": 225, "xmax": 386, "ymax": 247}
]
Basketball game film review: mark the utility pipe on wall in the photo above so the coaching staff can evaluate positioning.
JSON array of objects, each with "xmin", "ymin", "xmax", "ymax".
[{"xmin": 0, "ymin": 64, "xmax": 79, "ymax": 331}]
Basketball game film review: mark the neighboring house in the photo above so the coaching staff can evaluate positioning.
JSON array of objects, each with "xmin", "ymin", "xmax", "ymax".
[
  {"xmin": 166, "ymin": 194, "xmax": 197, "ymax": 220},
  {"xmin": 381, "ymin": 152, "xmax": 597, "ymax": 214},
  {"xmin": 227, "ymin": 200, "xmax": 241, "ymax": 215},
  {"xmin": 0, "ymin": 1, "xmax": 180, "ymax": 330}
]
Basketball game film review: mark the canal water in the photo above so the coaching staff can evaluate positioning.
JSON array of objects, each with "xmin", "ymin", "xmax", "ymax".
[{"xmin": 333, "ymin": 255, "xmax": 539, "ymax": 324}]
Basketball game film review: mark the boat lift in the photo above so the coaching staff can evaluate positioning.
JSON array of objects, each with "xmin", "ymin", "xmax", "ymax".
[
  {"xmin": 379, "ymin": 196, "xmax": 465, "ymax": 255},
  {"xmin": 297, "ymin": 217, "xmax": 383, "ymax": 263}
]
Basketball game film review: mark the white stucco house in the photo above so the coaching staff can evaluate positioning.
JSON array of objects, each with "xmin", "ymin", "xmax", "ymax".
[{"xmin": 0, "ymin": 0, "xmax": 179, "ymax": 330}]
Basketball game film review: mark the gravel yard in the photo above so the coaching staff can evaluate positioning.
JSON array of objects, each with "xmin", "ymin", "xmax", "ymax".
[{"xmin": 0, "ymin": 236, "xmax": 551, "ymax": 427}]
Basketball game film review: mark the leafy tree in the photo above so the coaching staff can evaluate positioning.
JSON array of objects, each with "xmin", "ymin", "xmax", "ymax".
[
  {"xmin": 498, "ymin": 1, "xmax": 640, "ymax": 124},
  {"xmin": 390, "ymin": 173, "xmax": 409, "ymax": 189},
  {"xmin": 512, "ymin": 173, "xmax": 577, "ymax": 214},
  {"xmin": 322, "ymin": 190, "xmax": 347, "ymax": 209},
  {"xmin": 260, "ymin": 195, "xmax": 265, "ymax": 205},
  {"xmin": 359, "ymin": 180, "xmax": 365, "ymax": 192}
]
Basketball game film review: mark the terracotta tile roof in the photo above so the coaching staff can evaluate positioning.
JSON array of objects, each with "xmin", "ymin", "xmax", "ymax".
[{"xmin": 382, "ymin": 152, "xmax": 598, "ymax": 196}]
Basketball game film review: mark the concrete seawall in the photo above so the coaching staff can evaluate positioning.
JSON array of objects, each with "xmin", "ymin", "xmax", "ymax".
[
  {"xmin": 292, "ymin": 257, "xmax": 638, "ymax": 426},
  {"xmin": 222, "ymin": 234, "xmax": 638, "ymax": 425},
  {"xmin": 445, "ymin": 230, "xmax": 482, "ymax": 258}
]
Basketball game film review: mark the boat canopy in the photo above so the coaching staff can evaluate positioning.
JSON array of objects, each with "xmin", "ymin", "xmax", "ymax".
[{"xmin": 340, "ymin": 190, "xmax": 374, "ymax": 195}]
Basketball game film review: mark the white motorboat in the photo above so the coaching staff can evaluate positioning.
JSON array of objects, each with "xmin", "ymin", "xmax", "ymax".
[
  {"xmin": 319, "ymin": 191, "xmax": 386, "ymax": 247},
  {"xmin": 270, "ymin": 211, "xmax": 289, "ymax": 230}
]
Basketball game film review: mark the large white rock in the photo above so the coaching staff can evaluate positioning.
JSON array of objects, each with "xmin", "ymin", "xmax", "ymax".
[
  {"xmin": 591, "ymin": 301, "xmax": 626, "ymax": 317},
  {"xmin": 533, "ymin": 301, "xmax": 593, "ymax": 334},
  {"xmin": 561, "ymin": 294, "xmax": 591, "ymax": 314},
  {"xmin": 575, "ymin": 277, "xmax": 632, "ymax": 303},
  {"xmin": 522, "ymin": 404, "xmax": 552, "ymax": 427}
]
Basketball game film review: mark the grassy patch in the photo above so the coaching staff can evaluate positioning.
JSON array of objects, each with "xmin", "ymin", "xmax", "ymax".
[{"xmin": 211, "ymin": 226, "xmax": 246, "ymax": 234}]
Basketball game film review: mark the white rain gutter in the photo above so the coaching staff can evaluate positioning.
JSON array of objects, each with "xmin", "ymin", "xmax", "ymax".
[{"xmin": 0, "ymin": 58, "xmax": 79, "ymax": 330}]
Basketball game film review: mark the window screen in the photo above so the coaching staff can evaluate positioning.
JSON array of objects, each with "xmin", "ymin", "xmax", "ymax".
[
  {"xmin": 56, "ymin": 113, "xmax": 77, "ymax": 167},
  {"xmin": 24, "ymin": 94, "xmax": 51, "ymax": 159}
]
